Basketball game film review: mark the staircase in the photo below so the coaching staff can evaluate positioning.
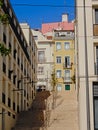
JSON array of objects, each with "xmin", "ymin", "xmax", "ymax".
[
  {"xmin": 48, "ymin": 91, "xmax": 79, "ymax": 130},
  {"xmin": 12, "ymin": 91, "xmax": 51, "ymax": 130}
]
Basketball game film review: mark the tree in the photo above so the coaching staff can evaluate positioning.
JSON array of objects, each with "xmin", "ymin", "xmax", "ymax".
[
  {"xmin": 50, "ymin": 69, "xmax": 58, "ymax": 109},
  {"xmin": 51, "ymin": 69, "xmax": 58, "ymax": 91},
  {"xmin": 0, "ymin": 0, "xmax": 10, "ymax": 56}
]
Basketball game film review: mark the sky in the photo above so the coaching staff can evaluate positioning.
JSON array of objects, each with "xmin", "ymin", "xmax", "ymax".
[{"xmin": 9, "ymin": 0, "xmax": 75, "ymax": 29}]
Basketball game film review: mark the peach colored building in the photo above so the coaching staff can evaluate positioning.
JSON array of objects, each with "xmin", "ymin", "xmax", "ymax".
[{"xmin": 0, "ymin": 1, "xmax": 37, "ymax": 130}]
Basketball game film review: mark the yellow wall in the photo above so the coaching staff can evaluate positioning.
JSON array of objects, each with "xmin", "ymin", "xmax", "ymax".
[{"xmin": 54, "ymin": 39, "xmax": 75, "ymax": 92}]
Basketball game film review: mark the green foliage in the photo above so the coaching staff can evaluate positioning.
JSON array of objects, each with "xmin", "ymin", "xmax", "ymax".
[
  {"xmin": 0, "ymin": 44, "xmax": 11, "ymax": 56},
  {"xmin": 71, "ymin": 74, "xmax": 76, "ymax": 83},
  {"xmin": 51, "ymin": 69, "xmax": 58, "ymax": 91},
  {"xmin": 0, "ymin": 0, "xmax": 3, "ymax": 7},
  {"xmin": 0, "ymin": 14, "xmax": 9, "ymax": 24},
  {"xmin": 0, "ymin": 0, "xmax": 10, "ymax": 56},
  {"xmin": 0, "ymin": 0, "xmax": 9, "ymax": 24}
]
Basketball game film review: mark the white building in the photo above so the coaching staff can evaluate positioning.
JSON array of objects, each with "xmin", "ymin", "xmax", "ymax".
[
  {"xmin": 32, "ymin": 29, "xmax": 54, "ymax": 91},
  {"xmin": 76, "ymin": 0, "xmax": 98, "ymax": 130}
]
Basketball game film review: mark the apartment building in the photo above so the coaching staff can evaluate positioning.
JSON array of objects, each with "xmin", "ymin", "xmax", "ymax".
[
  {"xmin": 20, "ymin": 23, "xmax": 37, "ymax": 95},
  {"xmin": 32, "ymin": 29, "xmax": 54, "ymax": 91},
  {"xmin": 41, "ymin": 14, "xmax": 75, "ymax": 93},
  {"xmin": 76, "ymin": 0, "xmax": 98, "ymax": 130},
  {"xmin": 0, "ymin": 1, "xmax": 37, "ymax": 130},
  {"xmin": 53, "ymin": 29, "xmax": 75, "ymax": 92}
]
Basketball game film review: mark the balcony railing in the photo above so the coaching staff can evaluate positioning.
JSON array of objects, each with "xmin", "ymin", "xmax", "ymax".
[
  {"xmin": 38, "ymin": 58, "xmax": 46, "ymax": 63},
  {"xmin": 63, "ymin": 77, "xmax": 72, "ymax": 83},
  {"xmin": 93, "ymin": 24, "xmax": 98, "ymax": 36},
  {"xmin": 63, "ymin": 63, "xmax": 72, "ymax": 69},
  {"xmin": 54, "ymin": 33, "xmax": 74, "ymax": 40}
]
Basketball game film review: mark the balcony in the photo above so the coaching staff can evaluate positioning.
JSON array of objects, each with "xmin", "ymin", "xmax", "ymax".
[
  {"xmin": 63, "ymin": 77, "xmax": 72, "ymax": 84},
  {"xmin": 54, "ymin": 35, "xmax": 74, "ymax": 40},
  {"xmin": 93, "ymin": 24, "xmax": 98, "ymax": 36},
  {"xmin": 38, "ymin": 58, "xmax": 46, "ymax": 63},
  {"xmin": 54, "ymin": 32, "xmax": 74, "ymax": 40},
  {"xmin": 63, "ymin": 63, "xmax": 72, "ymax": 69}
]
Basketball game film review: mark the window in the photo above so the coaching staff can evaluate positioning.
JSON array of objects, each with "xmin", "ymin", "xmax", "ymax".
[
  {"xmin": 94, "ymin": 98, "xmax": 98, "ymax": 129},
  {"xmin": 57, "ymin": 84, "xmax": 62, "ymax": 91},
  {"xmin": 3, "ymin": 33, "xmax": 6, "ymax": 44},
  {"xmin": 8, "ymin": 98, "xmax": 11, "ymax": 107},
  {"xmin": 38, "ymin": 51, "xmax": 45, "ymax": 63},
  {"xmin": 93, "ymin": 82, "xmax": 98, "ymax": 129},
  {"xmin": 37, "ymin": 67, "xmax": 44, "ymax": 75},
  {"xmin": 8, "ymin": 111, "xmax": 11, "ymax": 116},
  {"xmin": 2, "ymin": 93, "xmax": 5, "ymax": 104},
  {"xmin": 17, "ymin": 105, "xmax": 19, "ymax": 113},
  {"xmin": 13, "ymin": 102, "xmax": 15, "ymax": 111},
  {"xmin": 56, "ymin": 42, "xmax": 61, "ymax": 50},
  {"xmin": 56, "ymin": 70, "xmax": 61, "ymax": 78},
  {"xmin": 13, "ymin": 114, "xmax": 15, "ymax": 119},
  {"xmin": 95, "ymin": 46, "xmax": 98, "ymax": 75},
  {"xmin": 64, "ymin": 56, "xmax": 70, "ymax": 68},
  {"xmin": 65, "ymin": 70, "xmax": 70, "ymax": 81},
  {"xmin": 65, "ymin": 85, "xmax": 70, "ymax": 90},
  {"xmin": 95, "ymin": 9, "xmax": 98, "ymax": 24},
  {"xmin": 3, "ymin": 25, "xmax": 7, "ymax": 44},
  {"xmin": 33, "ymin": 36, "xmax": 38, "ymax": 40},
  {"xmin": 13, "ymin": 75, "xmax": 17, "ymax": 84},
  {"xmin": 64, "ymin": 42, "xmax": 70, "ymax": 49},
  {"xmin": 56, "ymin": 56, "xmax": 61, "ymax": 63}
]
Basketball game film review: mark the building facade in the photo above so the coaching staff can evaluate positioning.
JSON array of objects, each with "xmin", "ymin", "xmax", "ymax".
[
  {"xmin": 20, "ymin": 23, "xmax": 37, "ymax": 95},
  {"xmin": 53, "ymin": 29, "xmax": 75, "ymax": 92},
  {"xmin": 32, "ymin": 29, "xmax": 54, "ymax": 91},
  {"xmin": 0, "ymin": 1, "xmax": 37, "ymax": 130},
  {"xmin": 41, "ymin": 14, "xmax": 75, "ymax": 93},
  {"xmin": 76, "ymin": 0, "xmax": 98, "ymax": 130}
]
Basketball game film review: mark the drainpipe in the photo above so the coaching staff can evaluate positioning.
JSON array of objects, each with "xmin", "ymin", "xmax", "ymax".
[{"xmin": 83, "ymin": 0, "xmax": 91, "ymax": 130}]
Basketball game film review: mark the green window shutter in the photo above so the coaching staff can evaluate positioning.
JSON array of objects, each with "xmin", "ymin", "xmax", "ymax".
[{"xmin": 65, "ymin": 85, "xmax": 70, "ymax": 90}]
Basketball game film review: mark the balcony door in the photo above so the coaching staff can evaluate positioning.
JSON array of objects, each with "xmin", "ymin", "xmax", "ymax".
[
  {"xmin": 95, "ymin": 46, "xmax": 98, "ymax": 75},
  {"xmin": 65, "ymin": 56, "xmax": 70, "ymax": 68},
  {"xmin": 65, "ymin": 70, "xmax": 70, "ymax": 82},
  {"xmin": 95, "ymin": 9, "xmax": 98, "ymax": 24},
  {"xmin": 38, "ymin": 51, "xmax": 45, "ymax": 63}
]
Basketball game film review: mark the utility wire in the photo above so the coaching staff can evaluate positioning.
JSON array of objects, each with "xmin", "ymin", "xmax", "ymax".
[{"xmin": 11, "ymin": 4, "xmax": 92, "ymax": 8}]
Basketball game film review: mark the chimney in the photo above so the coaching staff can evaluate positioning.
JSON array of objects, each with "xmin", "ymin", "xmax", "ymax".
[{"xmin": 62, "ymin": 14, "xmax": 68, "ymax": 22}]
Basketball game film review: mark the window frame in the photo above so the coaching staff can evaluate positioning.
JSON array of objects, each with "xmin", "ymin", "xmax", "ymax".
[
  {"xmin": 64, "ymin": 42, "xmax": 70, "ymax": 50},
  {"xmin": 38, "ymin": 51, "xmax": 45, "ymax": 63},
  {"xmin": 57, "ymin": 84, "xmax": 62, "ymax": 91},
  {"xmin": 95, "ymin": 9, "xmax": 98, "ymax": 24},
  {"xmin": 65, "ymin": 56, "xmax": 70, "ymax": 67},
  {"xmin": 56, "ymin": 42, "xmax": 61, "ymax": 50},
  {"xmin": 56, "ymin": 70, "xmax": 62, "ymax": 78},
  {"xmin": 56, "ymin": 56, "xmax": 61, "ymax": 64},
  {"xmin": 37, "ymin": 66, "xmax": 44, "ymax": 75}
]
